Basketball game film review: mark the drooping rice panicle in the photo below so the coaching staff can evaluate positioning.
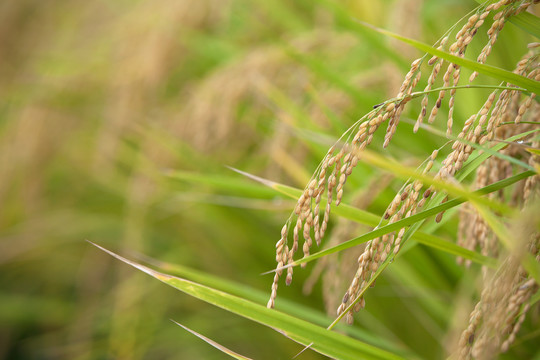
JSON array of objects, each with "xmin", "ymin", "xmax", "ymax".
[{"xmin": 267, "ymin": 5, "xmax": 540, "ymax": 343}]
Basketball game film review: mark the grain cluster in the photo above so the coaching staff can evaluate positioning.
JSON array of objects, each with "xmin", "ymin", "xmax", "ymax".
[{"xmin": 268, "ymin": 1, "xmax": 539, "ymax": 355}]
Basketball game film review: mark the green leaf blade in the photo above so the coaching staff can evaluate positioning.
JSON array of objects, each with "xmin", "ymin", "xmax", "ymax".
[
  {"xmin": 288, "ymin": 170, "xmax": 534, "ymax": 268},
  {"xmin": 90, "ymin": 242, "xmax": 404, "ymax": 360},
  {"xmin": 172, "ymin": 321, "xmax": 254, "ymax": 360},
  {"xmin": 356, "ymin": 21, "xmax": 540, "ymax": 94}
]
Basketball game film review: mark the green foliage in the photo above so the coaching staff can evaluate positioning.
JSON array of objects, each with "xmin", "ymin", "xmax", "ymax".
[{"xmin": 1, "ymin": 0, "xmax": 539, "ymax": 359}]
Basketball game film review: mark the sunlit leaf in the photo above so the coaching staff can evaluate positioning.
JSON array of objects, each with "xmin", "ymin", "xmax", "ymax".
[
  {"xmin": 356, "ymin": 21, "xmax": 540, "ymax": 94},
  {"xmin": 90, "ymin": 242, "xmax": 404, "ymax": 360},
  {"xmin": 172, "ymin": 321, "xmax": 253, "ymax": 360},
  {"xmin": 283, "ymin": 170, "xmax": 534, "ymax": 269}
]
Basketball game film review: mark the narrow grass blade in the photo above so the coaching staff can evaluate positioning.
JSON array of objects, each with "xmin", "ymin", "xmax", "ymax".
[
  {"xmin": 407, "ymin": 120, "xmax": 537, "ymax": 172},
  {"xmin": 89, "ymin": 242, "xmax": 404, "ymax": 360},
  {"xmin": 140, "ymin": 255, "xmax": 418, "ymax": 358},
  {"xmin": 228, "ymin": 167, "xmax": 381, "ymax": 226},
  {"xmin": 230, "ymin": 167, "xmax": 499, "ymax": 267},
  {"xmin": 508, "ymin": 11, "xmax": 540, "ymax": 38},
  {"xmin": 458, "ymin": 129, "xmax": 540, "ymax": 180},
  {"xmin": 412, "ymin": 232, "xmax": 497, "ymax": 268},
  {"xmin": 171, "ymin": 320, "xmax": 253, "ymax": 360},
  {"xmin": 360, "ymin": 150, "xmax": 514, "ymax": 215},
  {"xmin": 526, "ymin": 147, "xmax": 540, "ymax": 157},
  {"xmin": 285, "ymin": 170, "xmax": 534, "ymax": 269},
  {"xmin": 356, "ymin": 21, "xmax": 540, "ymax": 94},
  {"xmin": 292, "ymin": 251, "xmax": 399, "ymax": 356},
  {"xmin": 166, "ymin": 170, "xmax": 279, "ymax": 199}
]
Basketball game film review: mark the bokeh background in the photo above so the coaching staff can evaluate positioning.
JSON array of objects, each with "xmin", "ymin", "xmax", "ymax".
[{"xmin": 1, "ymin": 0, "xmax": 538, "ymax": 359}]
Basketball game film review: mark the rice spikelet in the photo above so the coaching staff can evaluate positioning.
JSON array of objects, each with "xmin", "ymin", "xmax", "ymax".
[{"xmin": 266, "ymin": 1, "xmax": 540, "ymax": 331}]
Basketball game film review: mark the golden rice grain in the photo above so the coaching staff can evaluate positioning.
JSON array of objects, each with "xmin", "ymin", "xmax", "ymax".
[{"xmin": 267, "ymin": 2, "xmax": 539, "ymax": 324}]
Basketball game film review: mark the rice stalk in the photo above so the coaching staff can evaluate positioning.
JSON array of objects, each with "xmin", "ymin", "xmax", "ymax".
[
  {"xmin": 301, "ymin": 174, "xmax": 394, "ymax": 316},
  {"xmin": 266, "ymin": 1, "xmax": 539, "ymax": 337}
]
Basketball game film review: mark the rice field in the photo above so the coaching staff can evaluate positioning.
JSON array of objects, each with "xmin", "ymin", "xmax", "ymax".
[{"xmin": 0, "ymin": 0, "xmax": 539, "ymax": 359}]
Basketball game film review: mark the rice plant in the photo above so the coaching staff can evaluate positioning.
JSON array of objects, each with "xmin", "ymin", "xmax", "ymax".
[{"xmin": 1, "ymin": 0, "xmax": 538, "ymax": 359}]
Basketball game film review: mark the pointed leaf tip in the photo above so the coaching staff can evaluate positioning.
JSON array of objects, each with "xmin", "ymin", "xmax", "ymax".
[
  {"xmin": 226, "ymin": 166, "xmax": 279, "ymax": 188},
  {"xmin": 171, "ymin": 320, "xmax": 254, "ymax": 360}
]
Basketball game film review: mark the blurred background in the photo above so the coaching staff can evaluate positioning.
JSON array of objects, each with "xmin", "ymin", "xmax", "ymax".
[{"xmin": 1, "ymin": 0, "xmax": 538, "ymax": 359}]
